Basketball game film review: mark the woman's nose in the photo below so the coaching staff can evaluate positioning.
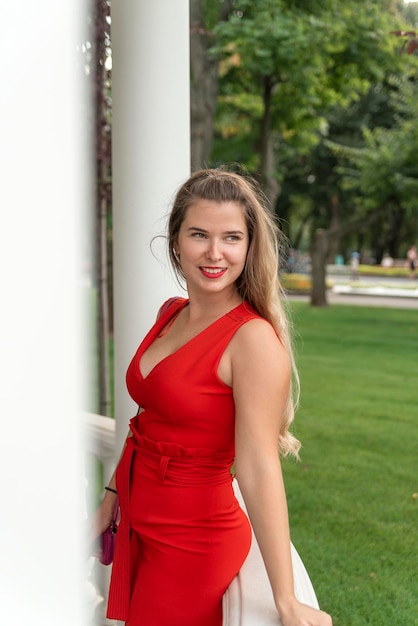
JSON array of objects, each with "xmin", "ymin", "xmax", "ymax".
[{"xmin": 206, "ymin": 239, "xmax": 222, "ymax": 261}]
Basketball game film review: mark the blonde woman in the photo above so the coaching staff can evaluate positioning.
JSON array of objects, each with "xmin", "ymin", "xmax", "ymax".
[{"xmin": 95, "ymin": 168, "xmax": 332, "ymax": 626}]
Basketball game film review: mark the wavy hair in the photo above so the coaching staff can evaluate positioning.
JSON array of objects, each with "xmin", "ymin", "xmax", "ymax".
[{"xmin": 167, "ymin": 168, "xmax": 301, "ymax": 459}]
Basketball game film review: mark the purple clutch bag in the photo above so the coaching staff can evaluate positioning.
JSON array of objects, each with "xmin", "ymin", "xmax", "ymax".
[{"xmin": 99, "ymin": 499, "xmax": 119, "ymax": 566}]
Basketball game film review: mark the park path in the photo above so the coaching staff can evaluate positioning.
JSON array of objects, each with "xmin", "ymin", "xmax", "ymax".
[
  {"xmin": 289, "ymin": 269, "xmax": 418, "ymax": 309},
  {"xmin": 289, "ymin": 292, "xmax": 418, "ymax": 309}
]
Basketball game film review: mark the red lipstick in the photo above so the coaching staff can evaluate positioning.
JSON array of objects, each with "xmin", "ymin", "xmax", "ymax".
[{"xmin": 199, "ymin": 267, "xmax": 227, "ymax": 279}]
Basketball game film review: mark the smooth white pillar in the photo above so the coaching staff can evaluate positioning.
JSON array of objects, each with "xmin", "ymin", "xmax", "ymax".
[
  {"xmin": 0, "ymin": 1, "xmax": 85, "ymax": 625},
  {"xmin": 111, "ymin": 0, "xmax": 190, "ymax": 451}
]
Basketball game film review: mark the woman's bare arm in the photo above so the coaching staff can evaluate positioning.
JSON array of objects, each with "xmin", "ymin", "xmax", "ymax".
[{"xmin": 231, "ymin": 319, "xmax": 332, "ymax": 626}]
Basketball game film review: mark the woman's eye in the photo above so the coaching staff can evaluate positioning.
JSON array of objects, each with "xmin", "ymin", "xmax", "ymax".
[
  {"xmin": 192, "ymin": 232, "xmax": 206, "ymax": 238},
  {"xmin": 226, "ymin": 235, "xmax": 240, "ymax": 241}
]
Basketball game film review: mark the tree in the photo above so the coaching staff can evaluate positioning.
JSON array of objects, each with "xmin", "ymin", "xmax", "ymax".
[
  {"xmin": 211, "ymin": 1, "xmax": 397, "ymax": 206},
  {"xmin": 190, "ymin": 0, "xmax": 234, "ymax": 170},
  {"xmin": 209, "ymin": 0, "xmax": 416, "ymax": 304},
  {"xmin": 279, "ymin": 70, "xmax": 414, "ymax": 269},
  {"xmin": 334, "ymin": 76, "xmax": 418, "ymax": 256}
]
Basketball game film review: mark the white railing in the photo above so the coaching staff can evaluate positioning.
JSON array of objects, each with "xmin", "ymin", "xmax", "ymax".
[
  {"xmin": 84, "ymin": 411, "xmax": 117, "ymax": 486},
  {"xmin": 84, "ymin": 411, "xmax": 118, "ymax": 626}
]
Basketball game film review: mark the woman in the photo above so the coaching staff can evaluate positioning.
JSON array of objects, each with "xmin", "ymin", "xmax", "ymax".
[{"xmin": 92, "ymin": 168, "xmax": 332, "ymax": 626}]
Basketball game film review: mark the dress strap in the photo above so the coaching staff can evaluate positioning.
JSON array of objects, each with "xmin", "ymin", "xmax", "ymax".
[{"xmin": 157, "ymin": 296, "xmax": 183, "ymax": 318}]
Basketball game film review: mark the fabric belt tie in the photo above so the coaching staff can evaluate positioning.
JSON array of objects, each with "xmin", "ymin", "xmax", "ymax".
[
  {"xmin": 158, "ymin": 455, "xmax": 170, "ymax": 481},
  {"xmin": 106, "ymin": 416, "xmax": 234, "ymax": 622}
]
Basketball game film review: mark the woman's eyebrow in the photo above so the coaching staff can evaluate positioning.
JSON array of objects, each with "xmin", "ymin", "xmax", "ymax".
[{"xmin": 186, "ymin": 226, "xmax": 245, "ymax": 235}]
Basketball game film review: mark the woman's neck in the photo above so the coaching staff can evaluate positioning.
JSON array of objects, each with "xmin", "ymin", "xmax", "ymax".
[{"xmin": 185, "ymin": 290, "xmax": 242, "ymax": 321}]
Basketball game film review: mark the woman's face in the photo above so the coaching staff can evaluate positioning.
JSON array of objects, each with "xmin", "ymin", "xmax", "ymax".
[{"xmin": 175, "ymin": 199, "xmax": 249, "ymax": 298}]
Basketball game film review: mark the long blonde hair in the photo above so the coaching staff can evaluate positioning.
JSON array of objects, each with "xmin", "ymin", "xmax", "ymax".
[{"xmin": 167, "ymin": 168, "xmax": 301, "ymax": 459}]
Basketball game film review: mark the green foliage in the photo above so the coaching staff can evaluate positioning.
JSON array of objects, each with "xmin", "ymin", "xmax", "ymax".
[
  {"xmin": 334, "ymin": 74, "xmax": 418, "ymax": 213},
  {"xmin": 279, "ymin": 62, "xmax": 418, "ymax": 254},
  {"xmin": 212, "ymin": 0, "xmax": 402, "ymax": 159},
  {"xmin": 207, "ymin": 0, "xmax": 418, "ymax": 260},
  {"xmin": 212, "ymin": 1, "xmax": 335, "ymax": 159},
  {"xmin": 284, "ymin": 303, "xmax": 418, "ymax": 625}
]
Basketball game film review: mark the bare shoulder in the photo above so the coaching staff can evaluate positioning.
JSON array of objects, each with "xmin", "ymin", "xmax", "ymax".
[
  {"xmin": 230, "ymin": 318, "xmax": 291, "ymax": 441},
  {"xmin": 219, "ymin": 318, "xmax": 289, "ymax": 387},
  {"xmin": 229, "ymin": 318, "xmax": 290, "ymax": 375},
  {"xmin": 232, "ymin": 317, "xmax": 285, "ymax": 355}
]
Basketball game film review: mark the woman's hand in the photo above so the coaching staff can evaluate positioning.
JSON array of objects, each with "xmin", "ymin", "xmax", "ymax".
[
  {"xmin": 278, "ymin": 597, "xmax": 332, "ymax": 626},
  {"xmin": 86, "ymin": 493, "xmax": 118, "ymax": 546}
]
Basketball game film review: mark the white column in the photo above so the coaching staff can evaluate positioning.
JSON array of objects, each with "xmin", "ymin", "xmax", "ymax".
[
  {"xmin": 0, "ymin": 2, "xmax": 85, "ymax": 625},
  {"xmin": 111, "ymin": 0, "xmax": 190, "ymax": 451}
]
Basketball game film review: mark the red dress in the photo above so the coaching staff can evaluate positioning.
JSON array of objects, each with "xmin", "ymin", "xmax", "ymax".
[{"xmin": 107, "ymin": 298, "xmax": 262, "ymax": 626}]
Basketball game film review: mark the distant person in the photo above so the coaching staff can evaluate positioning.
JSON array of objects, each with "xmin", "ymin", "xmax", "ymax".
[
  {"xmin": 350, "ymin": 251, "xmax": 360, "ymax": 281},
  {"xmin": 406, "ymin": 245, "xmax": 417, "ymax": 279},
  {"xmin": 381, "ymin": 253, "xmax": 394, "ymax": 268}
]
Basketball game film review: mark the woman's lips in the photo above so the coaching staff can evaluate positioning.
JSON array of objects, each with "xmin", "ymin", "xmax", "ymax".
[{"xmin": 199, "ymin": 267, "xmax": 227, "ymax": 279}]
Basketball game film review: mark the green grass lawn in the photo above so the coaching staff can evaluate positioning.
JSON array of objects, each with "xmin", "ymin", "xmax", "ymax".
[{"xmin": 282, "ymin": 303, "xmax": 417, "ymax": 626}]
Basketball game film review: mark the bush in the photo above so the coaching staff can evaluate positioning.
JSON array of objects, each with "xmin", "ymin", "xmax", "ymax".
[
  {"xmin": 281, "ymin": 273, "xmax": 333, "ymax": 294},
  {"xmin": 357, "ymin": 264, "xmax": 410, "ymax": 278}
]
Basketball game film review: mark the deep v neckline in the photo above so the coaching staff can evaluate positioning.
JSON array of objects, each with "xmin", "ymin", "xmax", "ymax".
[{"xmin": 138, "ymin": 300, "xmax": 243, "ymax": 381}]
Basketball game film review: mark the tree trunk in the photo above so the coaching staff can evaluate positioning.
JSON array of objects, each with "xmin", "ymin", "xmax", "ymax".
[
  {"xmin": 308, "ymin": 210, "xmax": 382, "ymax": 307},
  {"xmin": 94, "ymin": 0, "xmax": 112, "ymax": 416},
  {"xmin": 292, "ymin": 213, "xmax": 310, "ymax": 251},
  {"xmin": 310, "ymin": 228, "xmax": 329, "ymax": 307},
  {"xmin": 387, "ymin": 204, "xmax": 405, "ymax": 259},
  {"xmin": 190, "ymin": 0, "xmax": 233, "ymax": 170},
  {"xmin": 260, "ymin": 76, "xmax": 280, "ymax": 207},
  {"xmin": 97, "ymin": 194, "xmax": 111, "ymax": 416}
]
